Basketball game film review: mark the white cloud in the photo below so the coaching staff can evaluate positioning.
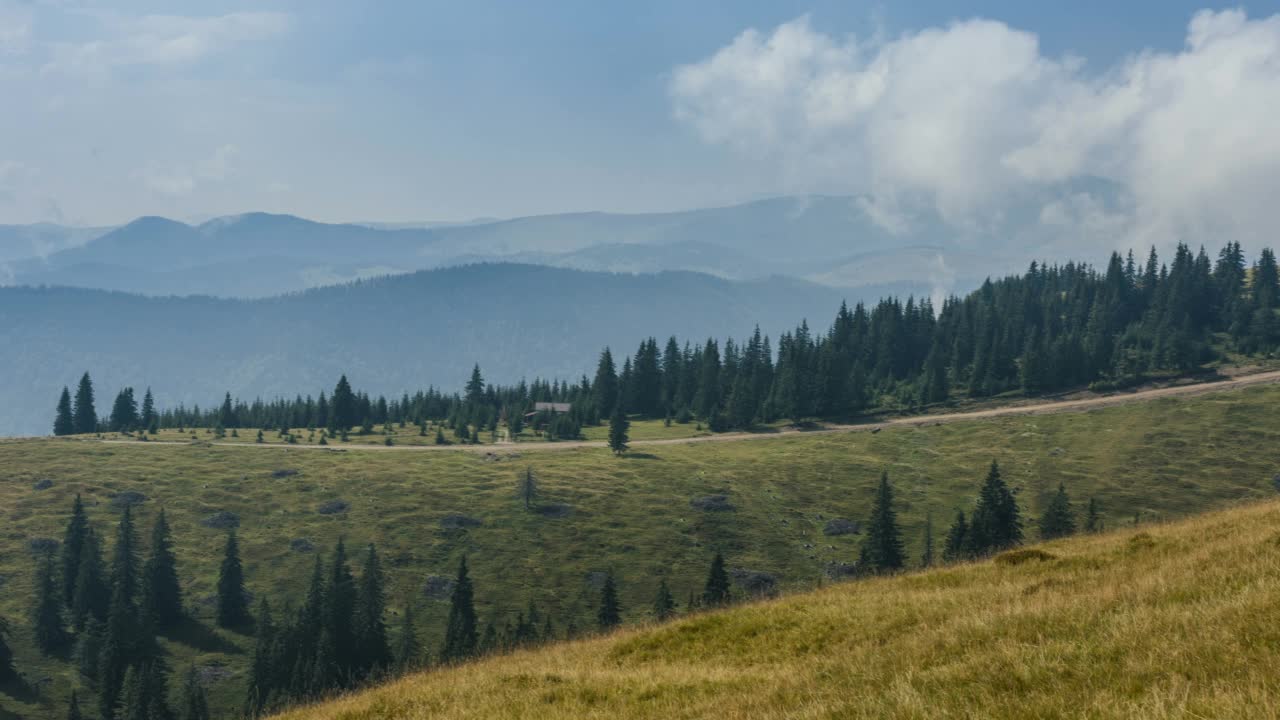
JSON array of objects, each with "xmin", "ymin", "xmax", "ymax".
[
  {"xmin": 671, "ymin": 10, "xmax": 1280, "ymax": 250},
  {"xmin": 44, "ymin": 11, "xmax": 291, "ymax": 73}
]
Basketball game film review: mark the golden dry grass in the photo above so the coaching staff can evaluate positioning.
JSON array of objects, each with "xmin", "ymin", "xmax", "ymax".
[{"xmin": 275, "ymin": 499, "xmax": 1280, "ymax": 720}]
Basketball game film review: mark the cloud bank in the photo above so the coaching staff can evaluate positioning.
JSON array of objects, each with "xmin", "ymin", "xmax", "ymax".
[{"xmin": 671, "ymin": 10, "xmax": 1280, "ymax": 252}]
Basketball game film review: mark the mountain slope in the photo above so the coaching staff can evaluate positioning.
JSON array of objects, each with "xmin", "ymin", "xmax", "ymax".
[
  {"xmin": 0, "ymin": 264, "xmax": 844, "ymax": 436},
  {"xmin": 274, "ymin": 498, "xmax": 1280, "ymax": 720}
]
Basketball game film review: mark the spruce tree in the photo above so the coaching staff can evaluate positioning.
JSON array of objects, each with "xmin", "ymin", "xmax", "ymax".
[
  {"xmin": 245, "ymin": 600, "xmax": 275, "ymax": 717},
  {"xmin": 652, "ymin": 578, "xmax": 676, "ymax": 621},
  {"xmin": 71, "ymin": 527, "xmax": 109, "ymax": 631},
  {"xmin": 216, "ymin": 532, "xmax": 250, "ymax": 628},
  {"xmin": 54, "ymin": 386, "xmax": 75, "ymax": 436},
  {"xmin": 861, "ymin": 472, "xmax": 905, "ymax": 572},
  {"xmin": 942, "ymin": 510, "xmax": 969, "ymax": 562},
  {"xmin": 67, "ymin": 690, "xmax": 83, "ymax": 720},
  {"xmin": 440, "ymin": 556, "xmax": 477, "ymax": 662},
  {"xmin": 32, "ymin": 549, "xmax": 69, "ymax": 654},
  {"xmin": 140, "ymin": 388, "xmax": 157, "ymax": 432},
  {"xmin": 1039, "ymin": 483, "xmax": 1078, "ymax": 540},
  {"xmin": 110, "ymin": 505, "xmax": 140, "ymax": 609},
  {"xmin": 141, "ymin": 509, "xmax": 183, "ymax": 629},
  {"xmin": 98, "ymin": 578, "xmax": 138, "ymax": 720},
  {"xmin": 1085, "ymin": 497, "xmax": 1102, "ymax": 533},
  {"xmin": 73, "ymin": 372, "xmax": 97, "ymax": 434},
  {"xmin": 597, "ymin": 573, "xmax": 621, "ymax": 630},
  {"xmin": 331, "ymin": 375, "xmax": 357, "ymax": 431},
  {"xmin": 178, "ymin": 663, "xmax": 211, "ymax": 720},
  {"xmin": 920, "ymin": 512, "xmax": 935, "ymax": 568},
  {"xmin": 60, "ymin": 493, "xmax": 90, "ymax": 605},
  {"xmin": 395, "ymin": 602, "xmax": 421, "ymax": 670},
  {"xmin": 0, "ymin": 617, "xmax": 13, "ymax": 683},
  {"xmin": 353, "ymin": 544, "xmax": 391, "ymax": 679},
  {"xmin": 607, "ymin": 403, "xmax": 629, "ymax": 456},
  {"xmin": 966, "ymin": 461, "xmax": 1023, "ymax": 556},
  {"xmin": 325, "ymin": 539, "xmax": 358, "ymax": 683},
  {"xmin": 702, "ymin": 553, "xmax": 731, "ymax": 607},
  {"xmin": 593, "ymin": 348, "xmax": 619, "ymax": 419}
]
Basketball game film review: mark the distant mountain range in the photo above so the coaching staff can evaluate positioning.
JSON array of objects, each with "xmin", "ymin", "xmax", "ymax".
[
  {"xmin": 0, "ymin": 263, "xmax": 847, "ymax": 436},
  {"xmin": 0, "ymin": 196, "xmax": 1037, "ymax": 299}
]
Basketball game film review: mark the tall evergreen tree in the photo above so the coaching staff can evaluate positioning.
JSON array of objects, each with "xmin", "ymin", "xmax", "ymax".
[
  {"xmin": 140, "ymin": 388, "xmax": 157, "ymax": 431},
  {"xmin": 1085, "ymin": 497, "xmax": 1102, "ymax": 533},
  {"xmin": 60, "ymin": 493, "xmax": 90, "ymax": 605},
  {"xmin": 440, "ymin": 556, "xmax": 477, "ymax": 662},
  {"xmin": 597, "ymin": 573, "xmax": 621, "ymax": 630},
  {"xmin": 71, "ymin": 527, "xmax": 109, "ymax": 631},
  {"xmin": 98, "ymin": 577, "xmax": 139, "ymax": 720},
  {"xmin": 216, "ymin": 532, "xmax": 250, "ymax": 628},
  {"xmin": 244, "ymin": 600, "xmax": 275, "ymax": 717},
  {"xmin": 395, "ymin": 602, "xmax": 421, "ymax": 670},
  {"xmin": 607, "ymin": 402, "xmax": 629, "ymax": 456},
  {"xmin": 73, "ymin": 372, "xmax": 97, "ymax": 434},
  {"xmin": 966, "ymin": 461, "xmax": 1023, "ymax": 556},
  {"xmin": 54, "ymin": 386, "xmax": 75, "ymax": 436},
  {"xmin": 353, "ymin": 544, "xmax": 391, "ymax": 679},
  {"xmin": 32, "ymin": 549, "xmax": 69, "ymax": 654},
  {"xmin": 324, "ymin": 539, "xmax": 358, "ymax": 683},
  {"xmin": 66, "ymin": 690, "xmax": 83, "ymax": 720},
  {"xmin": 702, "ymin": 553, "xmax": 731, "ymax": 607},
  {"xmin": 652, "ymin": 579, "xmax": 676, "ymax": 621},
  {"xmin": 1039, "ymin": 483, "xmax": 1077, "ymax": 540},
  {"xmin": 860, "ymin": 472, "xmax": 905, "ymax": 572},
  {"xmin": 465, "ymin": 365, "xmax": 486, "ymax": 405},
  {"xmin": 219, "ymin": 392, "xmax": 238, "ymax": 429},
  {"xmin": 177, "ymin": 663, "xmax": 211, "ymax": 720},
  {"xmin": 110, "ymin": 387, "xmax": 139, "ymax": 432},
  {"xmin": 331, "ymin": 375, "xmax": 357, "ymax": 431},
  {"xmin": 110, "ymin": 505, "xmax": 140, "ymax": 609},
  {"xmin": 942, "ymin": 510, "xmax": 969, "ymax": 562},
  {"xmin": 593, "ymin": 348, "xmax": 619, "ymax": 419},
  {"xmin": 0, "ymin": 617, "xmax": 13, "ymax": 683},
  {"xmin": 141, "ymin": 509, "xmax": 183, "ymax": 629}
]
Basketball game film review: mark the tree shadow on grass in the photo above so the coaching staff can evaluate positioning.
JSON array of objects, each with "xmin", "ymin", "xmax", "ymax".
[
  {"xmin": 624, "ymin": 452, "xmax": 660, "ymax": 460},
  {"xmin": 162, "ymin": 617, "xmax": 244, "ymax": 655},
  {"xmin": 0, "ymin": 675, "xmax": 40, "ymax": 704}
]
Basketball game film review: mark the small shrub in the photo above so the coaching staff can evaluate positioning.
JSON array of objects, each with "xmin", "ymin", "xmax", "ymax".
[
  {"xmin": 994, "ymin": 548, "xmax": 1058, "ymax": 566},
  {"xmin": 1127, "ymin": 532, "xmax": 1156, "ymax": 551}
]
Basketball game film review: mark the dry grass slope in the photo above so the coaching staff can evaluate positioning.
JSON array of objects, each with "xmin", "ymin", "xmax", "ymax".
[{"xmin": 275, "ymin": 499, "xmax": 1280, "ymax": 720}]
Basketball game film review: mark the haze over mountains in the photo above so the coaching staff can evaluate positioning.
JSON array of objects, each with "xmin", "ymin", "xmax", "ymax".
[{"xmin": 2, "ymin": 195, "xmax": 1032, "ymax": 299}]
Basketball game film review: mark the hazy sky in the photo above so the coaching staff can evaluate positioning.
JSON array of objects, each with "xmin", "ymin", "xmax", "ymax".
[{"xmin": 1, "ymin": 0, "xmax": 1278, "ymax": 240}]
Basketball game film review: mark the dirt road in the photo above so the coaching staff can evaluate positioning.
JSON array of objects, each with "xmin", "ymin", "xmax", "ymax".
[{"xmin": 82, "ymin": 368, "xmax": 1280, "ymax": 455}]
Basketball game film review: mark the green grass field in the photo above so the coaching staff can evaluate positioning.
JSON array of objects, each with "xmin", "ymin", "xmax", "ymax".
[
  {"xmin": 2, "ymin": 383, "xmax": 1279, "ymax": 717},
  {"xmin": 272, "ymin": 497, "xmax": 1280, "ymax": 719}
]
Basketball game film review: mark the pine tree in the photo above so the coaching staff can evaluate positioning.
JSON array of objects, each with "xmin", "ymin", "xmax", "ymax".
[
  {"xmin": 98, "ymin": 579, "xmax": 139, "ymax": 720},
  {"xmin": 140, "ymin": 388, "xmax": 157, "ymax": 432},
  {"xmin": 593, "ymin": 348, "xmax": 619, "ymax": 419},
  {"xmin": 597, "ymin": 573, "xmax": 621, "ymax": 630},
  {"xmin": 244, "ymin": 599, "xmax": 275, "ymax": 717},
  {"xmin": 71, "ymin": 527, "xmax": 109, "ymax": 631},
  {"xmin": 177, "ymin": 663, "xmax": 211, "ymax": 720},
  {"xmin": 60, "ymin": 493, "xmax": 90, "ymax": 605},
  {"xmin": 0, "ymin": 617, "xmax": 13, "ymax": 683},
  {"xmin": 1085, "ymin": 497, "xmax": 1102, "ymax": 533},
  {"xmin": 110, "ymin": 505, "xmax": 140, "ymax": 608},
  {"xmin": 440, "ymin": 556, "xmax": 477, "ymax": 662},
  {"xmin": 331, "ymin": 375, "xmax": 357, "ymax": 431},
  {"xmin": 216, "ymin": 532, "xmax": 249, "ymax": 628},
  {"xmin": 607, "ymin": 403, "xmax": 629, "ymax": 456},
  {"xmin": 518, "ymin": 466, "xmax": 537, "ymax": 511},
  {"xmin": 1039, "ymin": 483, "xmax": 1077, "ymax": 540},
  {"xmin": 920, "ymin": 512, "xmax": 935, "ymax": 568},
  {"xmin": 652, "ymin": 579, "xmax": 676, "ymax": 621},
  {"xmin": 966, "ymin": 461, "xmax": 1023, "ymax": 556},
  {"xmin": 702, "ymin": 553, "xmax": 731, "ymax": 607},
  {"xmin": 219, "ymin": 392, "xmax": 238, "ymax": 429},
  {"xmin": 109, "ymin": 387, "xmax": 139, "ymax": 432},
  {"xmin": 353, "ymin": 544, "xmax": 391, "ymax": 679},
  {"xmin": 465, "ymin": 365, "xmax": 486, "ymax": 405},
  {"xmin": 325, "ymin": 539, "xmax": 358, "ymax": 683},
  {"xmin": 66, "ymin": 690, "xmax": 83, "ymax": 720},
  {"xmin": 942, "ymin": 510, "xmax": 969, "ymax": 562},
  {"xmin": 861, "ymin": 472, "xmax": 905, "ymax": 572},
  {"xmin": 54, "ymin": 386, "xmax": 75, "ymax": 436},
  {"xmin": 73, "ymin": 372, "xmax": 97, "ymax": 434},
  {"xmin": 395, "ymin": 602, "xmax": 421, "ymax": 670},
  {"xmin": 32, "ymin": 549, "xmax": 68, "ymax": 654},
  {"xmin": 141, "ymin": 509, "xmax": 183, "ymax": 629}
]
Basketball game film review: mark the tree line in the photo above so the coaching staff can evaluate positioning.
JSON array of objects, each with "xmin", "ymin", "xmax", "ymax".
[{"xmin": 52, "ymin": 243, "xmax": 1280, "ymax": 440}]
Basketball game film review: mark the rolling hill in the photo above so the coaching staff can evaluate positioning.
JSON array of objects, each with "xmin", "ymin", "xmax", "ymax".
[
  {"xmin": 0, "ymin": 381, "xmax": 1277, "ymax": 718},
  {"xmin": 0, "ymin": 264, "xmax": 845, "ymax": 436}
]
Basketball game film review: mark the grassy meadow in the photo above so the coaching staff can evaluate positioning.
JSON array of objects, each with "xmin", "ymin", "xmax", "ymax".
[
  {"xmin": 0, "ymin": 382, "xmax": 1278, "ymax": 717},
  {"xmin": 272, "ymin": 497, "xmax": 1280, "ymax": 720}
]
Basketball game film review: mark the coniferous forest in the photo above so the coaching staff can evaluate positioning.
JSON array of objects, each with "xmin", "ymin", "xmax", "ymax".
[{"xmin": 53, "ymin": 244, "xmax": 1280, "ymax": 439}]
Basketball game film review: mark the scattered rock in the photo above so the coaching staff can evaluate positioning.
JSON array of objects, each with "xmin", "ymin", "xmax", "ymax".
[
  {"xmin": 994, "ymin": 548, "xmax": 1058, "ymax": 566},
  {"xmin": 109, "ymin": 491, "xmax": 147, "ymax": 508},
  {"xmin": 730, "ymin": 568, "xmax": 778, "ymax": 597},
  {"xmin": 32, "ymin": 478, "xmax": 54, "ymax": 491},
  {"xmin": 271, "ymin": 468, "xmax": 300, "ymax": 479},
  {"xmin": 1049, "ymin": 447, "xmax": 1067, "ymax": 457},
  {"xmin": 481, "ymin": 452, "xmax": 520, "ymax": 463},
  {"xmin": 537, "ymin": 503, "xmax": 573, "ymax": 518},
  {"xmin": 823, "ymin": 519, "xmax": 861, "ymax": 536},
  {"xmin": 196, "ymin": 664, "xmax": 234, "ymax": 685},
  {"xmin": 690, "ymin": 495, "xmax": 735, "ymax": 512},
  {"xmin": 289, "ymin": 538, "xmax": 316, "ymax": 553},
  {"xmin": 27, "ymin": 538, "xmax": 59, "ymax": 555},
  {"xmin": 422, "ymin": 575, "xmax": 455, "ymax": 601},
  {"xmin": 584, "ymin": 571, "xmax": 608, "ymax": 590},
  {"xmin": 824, "ymin": 562, "xmax": 860, "ymax": 580},
  {"xmin": 317, "ymin": 500, "xmax": 350, "ymax": 515},
  {"xmin": 440, "ymin": 513, "xmax": 482, "ymax": 530},
  {"xmin": 200, "ymin": 511, "xmax": 241, "ymax": 529}
]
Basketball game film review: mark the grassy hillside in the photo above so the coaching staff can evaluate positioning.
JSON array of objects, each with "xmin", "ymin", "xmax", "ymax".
[
  {"xmin": 1, "ymin": 383, "xmax": 1278, "ymax": 717},
  {"xmin": 272, "ymin": 497, "xmax": 1280, "ymax": 720}
]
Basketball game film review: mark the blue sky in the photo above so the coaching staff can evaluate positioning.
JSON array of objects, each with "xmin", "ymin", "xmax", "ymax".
[{"xmin": 1, "ymin": 0, "xmax": 1278, "ymax": 231}]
